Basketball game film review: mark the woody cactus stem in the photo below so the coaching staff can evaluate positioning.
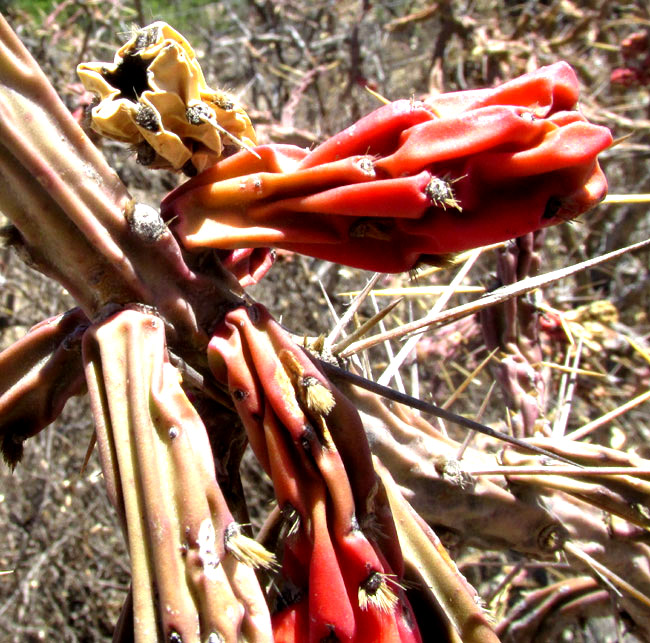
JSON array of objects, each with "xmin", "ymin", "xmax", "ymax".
[
  {"xmin": 83, "ymin": 309, "xmax": 273, "ymax": 643},
  {"xmin": 495, "ymin": 577, "xmax": 605, "ymax": 642},
  {"xmin": 0, "ymin": 15, "xmax": 241, "ymax": 345},
  {"xmin": 208, "ymin": 304, "xmax": 431, "ymax": 642},
  {"xmin": 374, "ymin": 458, "xmax": 500, "ymax": 643},
  {"xmin": 344, "ymin": 384, "xmax": 650, "ymax": 637},
  {"xmin": 0, "ymin": 15, "xmax": 136, "ymax": 308},
  {"xmin": 0, "ymin": 308, "xmax": 88, "ymax": 466},
  {"xmin": 480, "ymin": 233, "xmax": 549, "ymax": 437},
  {"xmin": 162, "ymin": 63, "xmax": 612, "ymax": 273}
]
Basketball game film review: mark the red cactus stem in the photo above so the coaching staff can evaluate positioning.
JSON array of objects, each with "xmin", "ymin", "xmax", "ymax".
[
  {"xmin": 211, "ymin": 342, "xmax": 314, "ymax": 520},
  {"xmin": 0, "ymin": 307, "xmax": 88, "ymax": 466},
  {"xmin": 225, "ymin": 308, "xmax": 310, "ymax": 442},
  {"xmin": 371, "ymin": 547, "xmax": 422, "ymax": 643},
  {"xmin": 337, "ymin": 544, "xmax": 406, "ymax": 643},
  {"xmin": 276, "ymin": 472, "xmax": 411, "ymax": 642},
  {"xmin": 262, "ymin": 405, "xmax": 313, "ymax": 519},
  {"xmin": 208, "ymin": 304, "xmax": 425, "ymax": 640},
  {"xmin": 281, "ymin": 526, "xmax": 312, "ymax": 589},
  {"xmin": 274, "ymin": 352, "xmax": 365, "ymax": 542},
  {"xmin": 176, "ymin": 154, "xmax": 378, "ymax": 213},
  {"xmin": 261, "ymin": 312, "xmax": 380, "ymax": 511},
  {"xmin": 329, "ymin": 518, "xmax": 420, "ymax": 642},
  {"xmin": 268, "ymin": 310, "xmax": 391, "ymax": 541},
  {"xmin": 220, "ymin": 247, "xmax": 275, "ymax": 287},
  {"xmin": 310, "ymin": 507, "xmax": 424, "ymax": 642},
  {"xmin": 308, "ymin": 481, "xmax": 357, "ymax": 642},
  {"xmin": 163, "ymin": 62, "xmax": 612, "ymax": 273},
  {"xmin": 272, "ymin": 599, "xmax": 310, "ymax": 642},
  {"xmin": 297, "ymin": 99, "xmax": 436, "ymax": 168},
  {"xmin": 352, "ymin": 598, "xmax": 404, "ymax": 643},
  {"xmin": 248, "ymin": 170, "xmax": 434, "ymax": 220},
  {"xmin": 209, "ymin": 326, "xmax": 272, "ymax": 474},
  {"xmin": 459, "ymin": 118, "xmax": 612, "ymax": 183},
  {"xmin": 161, "ymin": 144, "xmax": 309, "ymax": 212},
  {"xmin": 210, "ymin": 304, "xmax": 407, "ymax": 579},
  {"xmin": 425, "ymin": 61, "xmax": 581, "ymax": 116},
  {"xmin": 376, "ymin": 105, "xmax": 550, "ymax": 177}
]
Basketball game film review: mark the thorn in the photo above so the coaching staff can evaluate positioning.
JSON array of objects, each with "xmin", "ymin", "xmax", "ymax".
[
  {"xmin": 80, "ymin": 432, "xmax": 97, "ymax": 475},
  {"xmin": 319, "ymin": 360, "xmax": 585, "ymax": 468},
  {"xmin": 608, "ymin": 132, "xmax": 634, "ymax": 148},
  {"xmin": 332, "ymin": 297, "xmax": 403, "ymax": 355},
  {"xmin": 325, "ymin": 273, "xmax": 381, "ymax": 349},
  {"xmin": 200, "ymin": 111, "xmax": 261, "ymax": 159},
  {"xmin": 364, "ymin": 86, "xmax": 391, "ymax": 104},
  {"xmin": 603, "ymin": 193, "xmax": 650, "ymax": 204}
]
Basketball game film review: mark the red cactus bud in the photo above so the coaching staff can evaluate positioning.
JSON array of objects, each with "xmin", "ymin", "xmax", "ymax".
[
  {"xmin": 163, "ymin": 61, "xmax": 611, "ymax": 273},
  {"xmin": 611, "ymin": 67, "xmax": 647, "ymax": 87},
  {"xmin": 219, "ymin": 247, "xmax": 275, "ymax": 287},
  {"xmin": 621, "ymin": 31, "xmax": 649, "ymax": 60}
]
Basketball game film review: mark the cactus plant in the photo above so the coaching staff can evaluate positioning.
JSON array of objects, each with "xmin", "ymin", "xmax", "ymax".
[{"xmin": 2, "ymin": 13, "xmax": 650, "ymax": 643}]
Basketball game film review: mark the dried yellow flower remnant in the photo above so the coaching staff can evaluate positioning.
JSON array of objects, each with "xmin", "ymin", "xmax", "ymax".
[{"xmin": 77, "ymin": 22, "xmax": 256, "ymax": 174}]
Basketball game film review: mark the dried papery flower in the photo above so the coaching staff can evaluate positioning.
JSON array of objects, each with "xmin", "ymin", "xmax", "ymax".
[
  {"xmin": 78, "ymin": 22, "xmax": 256, "ymax": 174},
  {"xmin": 162, "ymin": 62, "xmax": 612, "ymax": 273}
]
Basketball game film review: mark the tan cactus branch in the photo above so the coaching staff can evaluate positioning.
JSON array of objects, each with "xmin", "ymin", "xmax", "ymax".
[
  {"xmin": 348, "ymin": 384, "xmax": 650, "ymax": 638},
  {"xmin": 375, "ymin": 457, "xmax": 500, "ymax": 643},
  {"xmin": 83, "ymin": 309, "xmax": 272, "ymax": 643}
]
